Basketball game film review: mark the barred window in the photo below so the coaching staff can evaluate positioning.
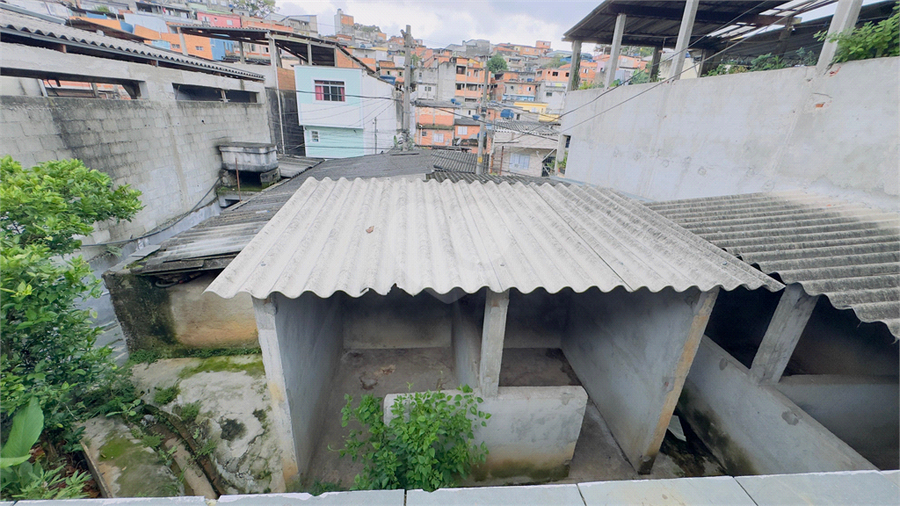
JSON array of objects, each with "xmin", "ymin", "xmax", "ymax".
[{"xmin": 314, "ymin": 80, "xmax": 345, "ymax": 102}]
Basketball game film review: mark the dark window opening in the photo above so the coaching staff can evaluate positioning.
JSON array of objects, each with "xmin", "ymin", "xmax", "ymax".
[
  {"xmin": 41, "ymin": 78, "xmax": 137, "ymax": 99},
  {"xmin": 314, "ymin": 80, "xmax": 345, "ymax": 101},
  {"xmin": 174, "ymin": 84, "xmax": 257, "ymax": 103}
]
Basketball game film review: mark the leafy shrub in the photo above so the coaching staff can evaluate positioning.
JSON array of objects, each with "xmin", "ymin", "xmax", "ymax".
[
  {"xmin": 153, "ymin": 384, "xmax": 180, "ymax": 405},
  {"xmin": 750, "ymin": 53, "xmax": 787, "ymax": 71},
  {"xmin": 819, "ymin": 5, "xmax": 899, "ymax": 63},
  {"xmin": 1, "ymin": 156, "xmax": 142, "ymax": 447},
  {"xmin": 338, "ymin": 386, "xmax": 490, "ymax": 491}
]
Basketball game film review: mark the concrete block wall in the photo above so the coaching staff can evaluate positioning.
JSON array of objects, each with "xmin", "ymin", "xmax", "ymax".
[
  {"xmin": 1, "ymin": 96, "xmax": 270, "ymax": 247},
  {"xmin": 561, "ymin": 57, "xmax": 900, "ymax": 210}
]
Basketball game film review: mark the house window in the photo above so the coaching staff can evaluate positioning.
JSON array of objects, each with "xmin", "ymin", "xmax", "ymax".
[
  {"xmin": 310, "ymin": 130, "xmax": 320, "ymax": 142},
  {"xmin": 551, "ymin": 71, "xmax": 558, "ymax": 76},
  {"xmin": 172, "ymin": 44, "xmax": 181, "ymax": 49},
  {"xmin": 314, "ymin": 80, "xmax": 345, "ymax": 101},
  {"xmin": 565, "ymin": 72, "xmax": 570, "ymax": 77},
  {"xmin": 434, "ymin": 133, "xmax": 444, "ymax": 143},
  {"xmin": 456, "ymin": 83, "xmax": 463, "ymax": 90},
  {"xmin": 509, "ymin": 152, "xmax": 530, "ymax": 171},
  {"xmin": 546, "ymin": 92, "xmax": 553, "ymax": 97},
  {"xmin": 421, "ymin": 130, "xmax": 428, "ymax": 137},
  {"xmin": 226, "ymin": 19, "xmax": 233, "ymax": 25},
  {"xmin": 458, "ymin": 126, "xmax": 468, "ymax": 135},
  {"xmin": 195, "ymin": 46, "xmax": 204, "ymax": 51},
  {"xmin": 456, "ymin": 66, "xmax": 465, "ymax": 75}
]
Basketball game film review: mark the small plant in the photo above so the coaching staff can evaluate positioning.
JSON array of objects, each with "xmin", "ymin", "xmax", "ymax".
[
  {"xmin": 818, "ymin": 5, "xmax": 899, "ymax": 63},
  {"xmin": 750, "ymin": 53, "xmax": 787, "ymax": 72},
  {"xmin": 338, "ymin": 386, "xmax": 489, "ymax": 491},
  {"xmin": 153, "ymin": 384, "xmax": 180, "ymax": 405},
  {"xmin": 180, "ymin": 401, "xmax": 202, "ymax": 423},
  {"xmin": 196, "ymin": 439, "xmax": 217, "ymax": 458},
  {"xmin": 140, "ymin": 434, "xmax": 162, "ymax": 449}
]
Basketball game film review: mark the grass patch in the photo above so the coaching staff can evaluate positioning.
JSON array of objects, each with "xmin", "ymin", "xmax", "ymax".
[
  {"xmin": 179, "ymin": 401, "xmax": 202, "ymax": 423},
  {"xmin": 128, "ymin": 346, "xmax": 261, "ymax": 365},
  {"xmin": 153, "ymin": 384, "xmax": 180, "ymax": 405},
  {"xmin": 177, "ymin": 355, "xmax": 265, "ymax": 379}
]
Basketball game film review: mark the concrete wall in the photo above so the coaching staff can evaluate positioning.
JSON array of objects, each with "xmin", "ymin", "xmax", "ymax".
[
  {"xmin": 1, "ymin": 43, "xmax": 270, "ymax": 249},
  {"xmin": 258, "ymin": 292, "xmax": 344, "ymax": 483},
  {"xmin": 104, "ymin": 268, "xmax": 257, "ymax": 351},
  {"xmin": 776, "ymin": 375, "xmax": 899, "ymax": 470},
  {"xmin": 452, "ymin": 300, "xmax": 481, "ymax": 390},
  {"xmin": 385, "ymin": 386, "xmax": 588, "ymax": 482},
  {"xmin": 561, "ymin": 57, "xmax": 900, "ymax": 210},
  {"xmin": 562, "ymin": 287, "xmax": 716, "ymax": 473},
  {"xmin": 343, "ymin": 290, "xmax": 451, "ymax": 349},
  {"xmin": 679, "ymin": 336, "xmax": 877, "ymax": 475}
]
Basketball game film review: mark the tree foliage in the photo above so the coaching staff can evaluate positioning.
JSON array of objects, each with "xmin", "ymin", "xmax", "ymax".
[
  {"xmin": 487, "ymin": 54, "xmax": 508, "ymax": 73},
  {"xmin": 1, "ymin": 157, "xmax": 142, "ymax": 447},
  {"xmin": 819, "ymin": 5, "xmax": 899, "ymax": 63},
  {"xmin": 234, "ymin": 0, "xmax": 276, "ymax": 17},
  {"xmin": 339, "ymin": 387, "xmax": 489, "ymax": 491}
]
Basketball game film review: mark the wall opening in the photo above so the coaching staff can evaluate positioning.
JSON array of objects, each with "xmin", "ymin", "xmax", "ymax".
[{"xmin": 174, "ymin": 83, "xmax": 257, "ymax": 103}]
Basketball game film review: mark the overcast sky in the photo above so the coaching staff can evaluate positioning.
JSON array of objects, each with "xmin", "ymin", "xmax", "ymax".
[
  {"xmin": 275, "ymin": 0, "xmax": 876, "ymax": 53},
  {"xmin": 276, "ymin": 0, "xmax": 599, "ymax": 52}
]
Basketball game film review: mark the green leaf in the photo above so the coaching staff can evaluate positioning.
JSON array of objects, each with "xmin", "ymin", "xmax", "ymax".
[{"xmin": 0, "ymin": 397, "xmax": 44, "ymax": 466}]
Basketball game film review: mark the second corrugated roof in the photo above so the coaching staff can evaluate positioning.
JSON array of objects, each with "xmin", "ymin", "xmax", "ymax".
[{"xmin": 207, "ymin": 177, "xmax": 781, "ymax": 299}]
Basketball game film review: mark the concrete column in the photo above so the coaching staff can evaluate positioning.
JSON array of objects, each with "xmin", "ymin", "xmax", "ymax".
[
  {"xmin": 552, "ymin": 133, "xmax": 566, "ymax": 175},
  {"xmin": 239, "ymin": 41, "xmax": 245, "ymax": 63},
  {"xmin": 268, "ymin": 36, "xmax": 281, "ymax": 68},
  {"xmin": 306, "ymin": 42, "xmax": 313, "ymax": 66},
  {"xmin": 252, "ymin": 296, "xmax": 298, "ymax": 487},
  {"xmin": 177, "ymin": 27, "xmax": 188, "ymax": 57},
  {"xmin": 649, "ymin": 46, "xmax": 662, "ymax": 81},
  {"xmin": 668, "ymin": 0, "xmax": 699, "ymax": 81},
  {"xmin": 568, "ymin": 39, "xmax": 582, "ymax": 90},
  {"xmin": 479, "ymin": 289, "xmax": 509, "ymax": 397},
  {"xmin": 604, "ymin": 13, "xmax": 626, "ymax": 89},
  {"xmin": 816, "ymin": 0, "xmax": 863, "ymax": 72},
  {"xmin": 750, "ymin": 284, "xmax": 819, "ymax": 385}
]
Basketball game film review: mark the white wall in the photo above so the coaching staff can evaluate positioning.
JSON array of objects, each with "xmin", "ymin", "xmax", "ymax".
[
  {"xmin": 561, "ymin": 57, "xmax": 900, "ymax": 210},
  {"xmin": 360, "ymin": 73, "xmax": 400, "ymax": 154}
]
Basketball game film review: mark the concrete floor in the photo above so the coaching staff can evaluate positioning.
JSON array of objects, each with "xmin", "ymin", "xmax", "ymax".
[{"xmin": 303, "ymin": 347, "xmax": 724, "ymax": 489}]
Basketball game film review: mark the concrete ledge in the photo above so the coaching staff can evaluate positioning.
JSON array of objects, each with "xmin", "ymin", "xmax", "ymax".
[
  {"xmin": 218, "ymin": 490, "xmax": 403, "ymax": 505},
  {"xmin": 14, "ymin": 498, "xmax": 207, "ymax": 505},
  {"xmin": 735, "ymin": 470, "xmax": 900, "ymax": 505},
  {"xmin": 578, "ymin": 476, "xmax": 754, "ymax": 505},
  {"xmin": 407, "ymin": 484, "xmax": 583, "ymax": 505}
]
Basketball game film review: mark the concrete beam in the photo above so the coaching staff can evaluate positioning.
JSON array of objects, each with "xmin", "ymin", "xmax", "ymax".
[
  {"xmin": 604, "ymin": 13, "xmax": 626, "ymax": 89},
  {"xmin": 668, "ymin": 0, "xmax": 699, "ymax": 81},
  {"xmin": 479, "ymin": 289, "xmax": 509, "ymax": 397},
  {"xmin": 816, "ymin": 0, "xmax": 863, "ymax": 73},
  {"xmin": 252, "ymin": 296, "xmax": 298, "ymax": 488},
  {"xmin": 568, "ymin": 40, "xmax": 582, "ymax": 90},
  {"xmin": 750, "ymin": 284, "xmax": 819, "ymax": 384}
]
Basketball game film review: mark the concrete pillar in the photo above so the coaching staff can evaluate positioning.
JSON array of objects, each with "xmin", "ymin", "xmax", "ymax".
[
  {"xmin": 479, "ymin": 289, "xmax": 509, "ymax": 397},
  {"xmin": 268, "ymin": 36, "xmax": 281, "ymax": 68},
  {"xmin": 252, "ymin": 296, "xmax": 298, "ymax": 488},
  {"xmin": 552, "ymin": 133, "xmax": 566, "ymax": 175},
  {"xmin": 177, "ymin": 26, "xmax": 188, "ymax": 57},
  {"xmin": 239, "ymin": 41, "xmax": 245, "ymax": 63},
  {"xmin": 668, "ymin": 0, "xmax": 699, "ymax": 81},
  {"xmin": 306, "ymin": 42, "xmax": 313, "ymax": 66},
  {"xmin": 568, "ymin": 39, "xmax": 582, "ymax": 90},
  {"xmin": 816, "ymin": 0, "xmax": 863, "ymax": 72},
  {"xmin": 649, "ymin": 46, "xmax": 662, "ymax": 81},
  {"xmin": 750, "ymin": 284, "xmax": 819, "ymax": 385},
  {"xmin": 604, "ymin": 13, "xmax": 626, "ymax": 89}
]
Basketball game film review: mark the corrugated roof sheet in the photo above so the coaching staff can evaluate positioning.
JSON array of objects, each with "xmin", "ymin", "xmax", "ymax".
[
  {"xmin": 429, "ymin": 150, "xmax": 479, "ymax": 173},
  {"xmin": 428, "ymin": 169, "xmax": 565, "ymax": 186},
  {"xmin": 0, "ymin": 10, "xmax": 264, "ymax": 80},
  {"xmin": 207, "ymin": 177, "xmax": 782, "ymax": 299},
  {"xmin": 646, "ymin": 192, "xmax": 900, "ymax": 337},
  {"xmin": 138, "ymin": 153, "xmax": 434, "ymax": 274},
  {"xmin": 493, "ymin": 119, "xmax": 559, "ymax": 137}
]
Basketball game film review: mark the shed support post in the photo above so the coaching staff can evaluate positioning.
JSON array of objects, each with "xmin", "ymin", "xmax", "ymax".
[
  {"xmin": 239, "ymin": 41, "xmax": 245, "ymax": 63},
  {"xmin": 750, "ymin": 284, "xmax": 819, "ymax": 384},
  {"xmin": 252, "ymin": 296, "xmax": 298, "ymax": 487},
  {"xmin": 816, "ymin": 0, "xmax": 863, "ymax": 73},
  {"xmin": 568, "ymin": 39, "xmax": 582, "ymax": 90},
  {"xmin": 649, "ymin": 46, "xmax": 662, "ymax": 81},
  {"xmin": 552, "ymin": 134, "xmax": 566, "ymax": 175},
  {"xmin": 479, "ymin": 289, "xmax": 509, "ymax": 397},
  {"xmin": 604, "ymin": 13, "xmax": 626, "ymax": 89},
  {"xmin": 668, "ymin": 0, "xmax": 699, "ymax": 81},
  {"xmin": 307, "ymin": 42, "xmax": 313, "ymax": 66}
]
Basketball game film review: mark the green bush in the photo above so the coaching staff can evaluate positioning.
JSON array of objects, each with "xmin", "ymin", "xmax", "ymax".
[
  {"xmin": 819, "ymin": 5, "xmax": 900, "ymax": 63},
  {"xmin": 1, "ymin": 156, "xmax": 142, "ymax": 448},
  {"xmin": 338, "ymin": 386, "xmax": 489, "ymax": 491}
]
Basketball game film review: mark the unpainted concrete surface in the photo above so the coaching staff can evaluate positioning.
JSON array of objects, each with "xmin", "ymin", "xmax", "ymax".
[{"xmin": 130, "ymin": 355, "xmax": 283, "ymax": 494}]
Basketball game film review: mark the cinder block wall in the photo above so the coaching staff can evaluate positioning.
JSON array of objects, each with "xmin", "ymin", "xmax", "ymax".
[{"xmin": 1, "ymin": 96, "xmax": 270, "ymax": 246}]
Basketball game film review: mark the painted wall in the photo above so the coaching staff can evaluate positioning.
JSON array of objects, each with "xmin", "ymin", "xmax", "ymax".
[
  {"xmin": 360, "ymin": 73, "xmax": 400, "ymax": 154},
  {"xmin": 679, "ymin": 337, "xmax": 877, "ymax": 475},
  {"xmin": 561, "ymin": 57, "xmax": 900, "ymax": 210},
  {"xmin": 303, "ymin": 125, "xmax": 364, "ymax": 158},
  {"xmin": 562, "ymin": 287, "xmax": 716, "ymax": 473}
]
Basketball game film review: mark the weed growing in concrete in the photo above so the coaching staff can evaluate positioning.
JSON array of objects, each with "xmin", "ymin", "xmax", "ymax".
[
  {"xmin": 180, "ymin": 401, "xmax": 202, "ymax": 423},
  {"xmin": 153, "ymin": 384, "xmax": 180, "ymax": 405},
  {"xmin": 196, "ymin": 439, "xmax": 217, "ymax": 458},
  {"xmin": 338, "ymin": 385, "xmax": 489, "ymax": 491}
]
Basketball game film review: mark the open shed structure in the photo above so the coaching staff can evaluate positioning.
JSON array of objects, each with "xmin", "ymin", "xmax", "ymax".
[{"xmin": 207, "ymin": 177, "xmax": 781, "ymax": 483}]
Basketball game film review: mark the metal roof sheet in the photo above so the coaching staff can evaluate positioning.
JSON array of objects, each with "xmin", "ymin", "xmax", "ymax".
[
  {"xmin": 429, "ymin": 150, "xmax": 479, "ymax": 173},
  {"xmin": 493, "ymin": 119, "xmax": 559, "ymax": 137},
  {"xmin": 428, "ymin": 169, "xmax": 565, "ymax": 186},
  {"xmin": 646, "ymin": 192, "xmax": 900, "ymax": 337},
  {"xmin": 207, "ymin": 177, "xmax": 782, "ymax": 299},
  {"xmin": 0, "ymin": 10, "xmax": 264, "ymax": 80}
]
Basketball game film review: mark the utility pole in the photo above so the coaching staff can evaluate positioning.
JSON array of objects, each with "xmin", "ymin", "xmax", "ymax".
[
  {"xmin": 475, "ymin": 55, "xmax": 490, "ymax": 175},
  {"xmin": 401, "ymin": 25, "xmax": 413, "ymax": 151},
  {"xmin": 374, "ymin": 117, "xmax": 377, "ymax": 154}
]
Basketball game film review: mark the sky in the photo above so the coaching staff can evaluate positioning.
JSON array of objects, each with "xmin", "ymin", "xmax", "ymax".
[{"xmin": 276, "ymin": 0, "xmax": 600, "ymax": 52}]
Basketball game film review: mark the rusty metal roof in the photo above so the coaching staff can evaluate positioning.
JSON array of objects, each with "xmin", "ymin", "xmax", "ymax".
[
  {"xmin": 207, "ymin": 177, "xmax": 782, "ymax": 299},
  {"xmin": 646, "ymin": 192, "xmax": 900, "ymax": 337},
  {"xmin": 0, "ymin": 10, "xmax": 264, "ymax": 80}
]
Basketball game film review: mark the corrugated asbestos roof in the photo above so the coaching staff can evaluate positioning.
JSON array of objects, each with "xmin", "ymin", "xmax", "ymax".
[
  {"xmin": 646, "ymin": 192, "xmax": 900, "ymax": 337},
  {"xmin": 138, "ymin": 153, "xmax": 435, "ymax": 274},
  {"xmin": 0, "ymin": 10, "xmax": 264, "ymax": 80},
  {"xmin": 428, "ymin": 169, "xmax": 565, "ymax": 186},
  {"xmin": 493, "ymin": 119, "xmax": 559, "ymax": 137},
  {"xmin": 430, "ymin": 150, "xmax": 482, "ymax": 173},
  {"xmin": 206, "ymin": 177, "xmax": 782, "ymax": 299}
]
